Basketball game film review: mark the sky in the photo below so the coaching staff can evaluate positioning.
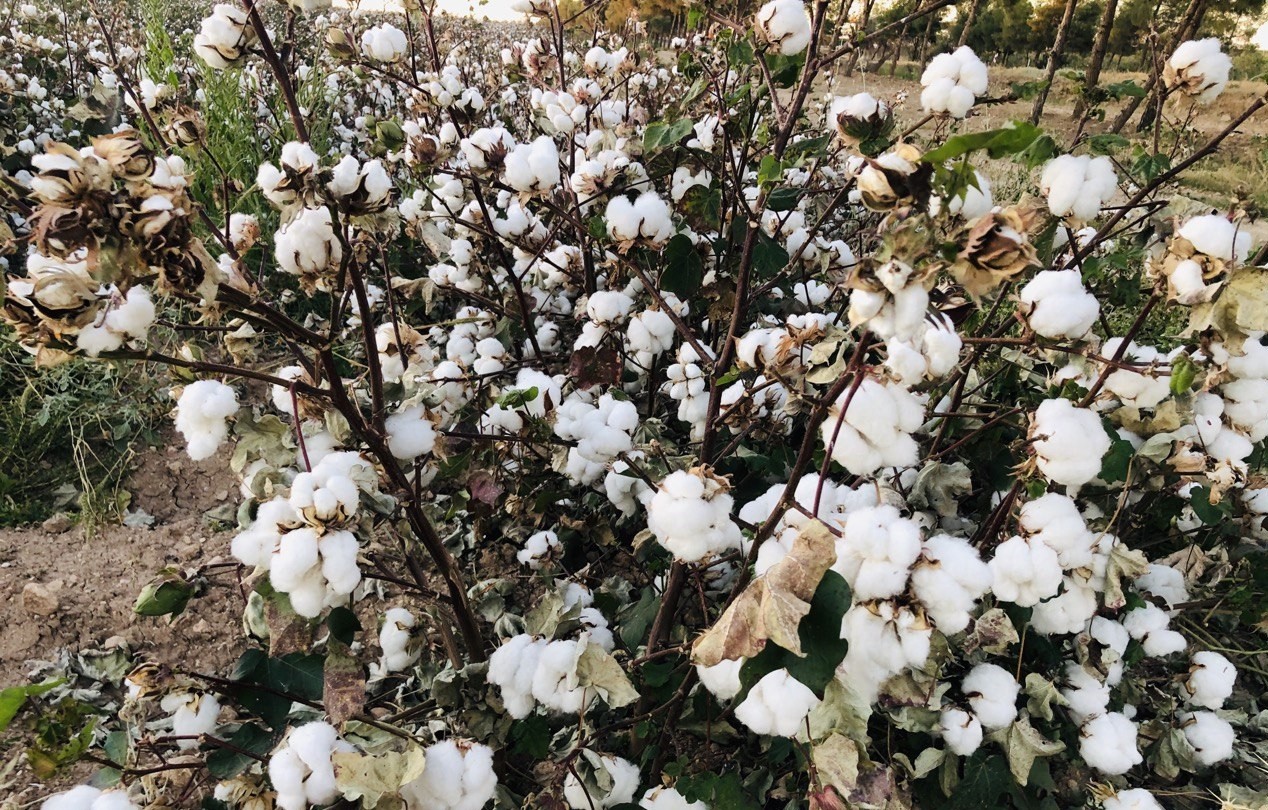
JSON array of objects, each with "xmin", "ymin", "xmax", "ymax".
[{"xmin": 336, "ymin": 0, "xmax": 526, "ymax": 22}]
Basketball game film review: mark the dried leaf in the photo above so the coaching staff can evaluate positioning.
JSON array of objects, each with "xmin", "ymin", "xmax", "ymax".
[
  {"xmin": 1102, "ymin": 541, "xmax": 1149, "ymax": 611},
  {"xmin": 324, "ymin": 642, "xmax": 365, "ymax": 727},
  {"xmin": 575, "ymin": 643, "xmax": 638, "ymax": 709},
  {"xmin": 1023, "ymin": 673, "xmax": 1067, "ymax": 722},
  {"xmin": 333, "ymin": 745, "xmax": 426, "ymax": 808},
  {"xmin": 962, "ymin": 608, "xmax": 1019, "ymax": 656},
  {"xmin": 813, "ymin": 733, "xmax": 860, "ymax": 796},
  {"xmin": 987, "ymin": 712, "xmax": 1064, "ymax": 785}
]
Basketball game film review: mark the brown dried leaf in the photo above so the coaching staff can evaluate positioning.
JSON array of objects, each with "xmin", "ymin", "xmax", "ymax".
[{"xmin": 324, "ymin": 641, "xmax": 366, "ymax": 727}]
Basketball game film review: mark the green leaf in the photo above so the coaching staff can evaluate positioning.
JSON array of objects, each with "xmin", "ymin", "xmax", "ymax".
[
  {"xmin": 206, "ymin": 724, "xmax": 279, "ymax": 778},
  {"xmin": 0, "ymin": 680, "xmax": 63, "ymax": 732},
  {"xmin": 1088, "ymin": 133, "xmax": 1130, "ymax": 155},
  {"xmin": 662, "ymin": 234, "xmax": 704, "ymax": 298},
  {"xmin": 766, "ymin": 187, "xmax": 801, "ymax": 212},
  {"xmin": 644, "ymin": 118, "xmax": 694, "ymax": 153},
  {"xmin": 738, "ymin": 571, "xmax": 852, "ymax": 696},
  {"xmin": 326, "ymin": 607, "xmax": 361, "ymax": 647},
  {"xmin": 751, "ymin": 234, "xmax": 789, "ymax": 279},
  {"xmin": 510, "ymin": 715, "xmax": 551, "ymax": 759},
  {"xmin": 1099, "ymin": 422, "xmax": 1135, "ymax": 484},
  {"xmin": 496, "ymin": 386, "xmax": 540, "ymax": 409},
  {"xmin": 757, "ymin": 155, "xmax": 784, "ymax": 187},
  {"xmin": 922, "ymin": 122, "xmax": 1042, "ymax": 164},
  {"xmin": 1190, "ymin": 486, "xmax": 1233, "ymax": 525},
  {"xmin": 134, "ymin": 573, "xmax": 195, "ymax": 617},
  {"xmin": 1105, "ymin": 80, "xmax": 1146, "ymax": 99}
]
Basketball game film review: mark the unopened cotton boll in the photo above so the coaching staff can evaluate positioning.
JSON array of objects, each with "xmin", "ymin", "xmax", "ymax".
[
  {"xmin": 1018, "ymin": 270, "xmax": 1099, "ymax": 339},
  {"xmin": 1165, "ymin": 39, "xmax": 1232, "ymax": 104},
  {"xmin": 920, "ymin": 46, "xmax": 989, "ymax": 118},
  {"xmin": 1030, "ymin": 398, "xmax": 1111, "ymax": 487},
  {"xmin": 1040, "ymin": 155, "xmax": 1117, "ymax": 224},
  {"xmin": 734, "ymin": 668, "xmax": 820, "ymax": 737},
  {"xmin": 755, "ymin": 0, "xmax": 811, "ymax": 55},
  {"xmin": 563, "ymin": 754, "xmax": 640, "ymax": 809},
  {"xmin": 268, "ymin": 722, "xmax": 355, "ymax": 810},
  {"xmin": 962, "ymin": 663, "xmax": 1019, "ymax": 730},
  {"xmin": 379, "ymin": 607, "xmax": 418, "ymax": 673},
  {"xmin": 640, "ymin": 786, "xmax": 709, "ymax": 810},
  {"xmin": 175, "ymin": 380, "xmax": 238, "ymax": 461},
  {"xmin": 385, "ymin": 406, "xmax": 437, "ymax": 459},
  {"xmin": 647, "ymin": 470, "xmax": 743, "ymax": 562},
  {"xmin": 939, "ymin": 707, "xmax": 983, "ymax": 756},
  {"xmin": 988, "ymin": 534, "xmax": 1063, "ymax": 607},
  {"xmin": 1104, "ymin": 789, "xmax": 1164, "ymax": 810},
  {"xmin": 821, "ymin": 377, "xmax": 925, "ymax": 476},
  {"xmin": 1080, "ymin": 712, "xmax": 1142, "ymax": 775},
  {"xmin": 1180, "ymin": 710, "xmax": 1235, "ymax": 766},
  {"xmin": 911, "ymin": 533, "xmax": 992, "ymax": 634},
  {"xmin": 1185, "ymin": 650, "xmax": 1236, "ymax": 709},
  {"xmin": 361, "ymin": 23, "xmax": 408, "ymax": 63},
  {"xmin": 400, "ymin": 739, "xmax": 498, "ymax": 810},
  {"xmin": 160, "ymin": 692, "xmax": 220, "ymax": 748}
]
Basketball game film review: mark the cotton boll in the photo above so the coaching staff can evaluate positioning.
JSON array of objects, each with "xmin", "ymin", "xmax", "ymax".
[
  {"xmin": 160, "ymin": 692, "xmax": 220, "ymax": 748},
  {"xmin": 755, "ymin": 0, "xmax": 811, "ymax": 55},
  {"xmin": 1018, "ymin": 270, "xmax": 1099, "ymax": 340},
  {"xmin": 1018, "ymin": 493, "xmax": 1096, "ymax": 569},
  {"xmin": 939, "ymin": 707, "xmax": 983, "ymax": 756},
  {"xmin": 42, "ymin": 787, "xmax": 140, "ymax": 810},
  {"xmin": 1061, "ymin": 662, "xmax": 1111, "ymax": 724},
  {"xmin": 640, "ymin": 786, "xmax": 708, "ymax": 810},
  {"xmin": 1079, "ymin": 712, "xmax": 1141, "ymax": 775},
  {"xmin": 1166, "ymin": 39, "xmax": 1232, "ymax": 104},
  {"xmin": 821, "ymin": 377, "xmax": 926, "ymax": 476},
  {"xmin": 1040, "ymin": 155, "xmax": 1117, "ymax": 224},
  {"xmin": 1122, "ymin": 603, "xmax": 1187, "ymax": 657},
  {"xmin": 605, "ymin": 457, "xmax": 653, "ymax": 518},
  {"xmin": 606, "ymin": 192, "xmax": 673, "ymax": 245},
  {"xmin": 563, "ymin": 754, "xmax": 640, "ymax": 809},
  {"xmin": 503, "ymin": 135, "xmax": 561, "ymax": 195},
  {"xmin": 487, "ymin": 634, "xmax": 545, "ymax": 719},
  {"xmin": 1185, "ymin": 651, "xmax": 1236, "ymax": 710},
  {"xmin": 1180, "ymin": 710, "xmax": 1235, "ymax": 766},
  {"xmin": 734, "ymin": 668, "xmax": 821, "ymax": 737},
  {"xmin": 275, "ymin": 206, "xmax": 342, "ymax": 283},
  {"xmin": 1177, "ymin": 214, "xmax": 1251, "ymax": 264},
  {"xmin": 834, "ymin": 505, "xmax": 922, "ymax": 600},
  {"xmin": 989, "ymin": 535, "xmax": 1063, "ymax": 607},
  {"xmin": 962, "ymin": 663, "xmax": 1019, "ymax": 730},
  {"xmin": 385, "ymin": 406, "xmax": 437, "ymax": 459},
  {"xmin": 174, "ymin": 380, "xmax": 238, "ymax": 461},
  {"xmin": 839, "ymin": 601, "xmax": 932, "ymax": 702},
  {"xmin": 1135, "ymin": 563, "xmax": 1188, "ymax": 613},
  {"xmin": 696, "ymin": 658, "xmax": 744, "ymax": 701},
  {"xmin": 361, "ymin": 23, "xmax": 409, "ymax": 63},
  {"xmin": 1030, "ymin": 398, "xmax": 1111, "ymax": 487},
  {"xmin": 269, "ymin": 722, "xmax": 354, "ymax": 810},
  {"xmin": 911, "ymin": 534, "xmax": 991, "ymax": 634},
  {"xmin": 1029, "ymin": 578, "xmax": 1098, "ymax": 635},
  {"xmin": 647, "ymin": 470, "xmax": 743, "ymax": 562},
  {"xmin": 400, "ymin": 739, "xmax": 498, "ymax": 810},
  {"xmin": 379, "ymin": 607, "xmax": 418, "ymax": 673},
  {"xmin": 920, "ymin": 47, "xmax": 989, "ymax": 118},
  {"xmin": 517, "ymin": 530, "xmax": 560, "ymax": 568},
  {"xmin": 1103, "ymin": 789, "xmax": 1164, "ymax": 810}
]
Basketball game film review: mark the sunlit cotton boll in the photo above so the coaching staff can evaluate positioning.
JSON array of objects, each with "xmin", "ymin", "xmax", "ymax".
[
  {"xmin": 646, "ymin": 470, "xmax": 743, "ymax": 562},
  {"xmin": 504, "ymin": 135, "xmax": 561, "ymax": 195},
  {"xmin": 820, "ymin": 377, "xmax": 925, "ymax": 476},
  {"xmin": 1040, "ymin": 154, "xmax": 1117, "ymax": 224},
  {"xmin": 174, "ymin": 380, "xmax": 238, "ymax": 461},
  {"xmin": 640, "ymin": 786, "xmax": 709, "ymax": 810},
  {"xmin": 605, "ymin": 192, "xmax": 674, "ymax": 245},
  {"xmin": 754, "ymin": 0, "xmax": 811, "ymax": 56},
  {"xmin": 1104, "ymin": 789, "xmax": 1165, "ymax": 810},
  {"xmin": 563, "ymin": 754, "xmax": 640, "ymax": 809},
  {"xmin": 160, "ymin": 692, "xmax": 220, "ymax": 749},
  {"xmin": 193, "ymin": 4, "xmax": 255, "ymax": 70},
  {"xmin": 76, "ymin": 286, "xmax": 157, "ymax": 357},
  {"xmin": 989, "ymin": 534, "xmax": 1063, "ymax": 607},
  {"xmin": 361, "ymin": 23, "xmax": 408, "ymax": 63},
  {"xmin": 400, "ymin": 740, "xmax": 498, "ymax": 810},
  {"xmin": 275, "ymin": 206, "xmax": 342, "ymax": 281},
  {"xmin": 1166, "ymin": 39, "xmax": 1232, "ymax": 104},
  {"xmin": 911, "ymin": 533, "xmax": 992, "ymax": 634},
  {"xmin": 696, "ymin": 658, "xmax": 744, "ymax": 701},
  {"xmin": 920, "ymin": 46, "xmax": 989, "ymax": 118},
  {"xmin": 1030, "ymin": 398, "xmax": 1111, "ymax": 488},
  {"xmin": 1185, "ymin": 650, "xmax": 1236, "ymax": 710},
  {"xmin": 269, "ymin": 527, "xmax": 361, "ymax": 618},
  {"xmin": 385, "ymin": 406, "xmax": 437, "ymax": 459},
  {"xmin": 1018, "ymin": 269, "xmax": 1100, "ymax": 340},
  {"xmin": 268, "ymin": 722, "xmax": 355, "ymax": 810},
  {"xmin": 834, "ymin": 505, "xmax": 922, "ymax": 600},
  {"xmin": 1177, "ymin": 214, "xmax": 1251, "ymax": 264},
  {"xmin": 734, "ymin": 668, "xmax": 820, "ymax": 737}
]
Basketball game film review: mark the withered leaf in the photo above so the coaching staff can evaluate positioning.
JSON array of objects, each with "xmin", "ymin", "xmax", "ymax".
[
  {"xmin": 569, "ymin": 344, "xmax": 621, "ymax": 390},
  {"xmin": 332, "ymin": 745, "xmax": 426, "ymax": 808},
  {"xmin": 324, "ymin": 641, "xmax": 366, "ymax": 726}
]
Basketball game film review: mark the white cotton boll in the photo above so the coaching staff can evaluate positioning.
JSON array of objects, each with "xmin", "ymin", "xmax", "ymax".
[
  {"xmin": 275, "ymin": 206, "xmax": 341, "ymax": 279},
  {"xmin": 1080, "ymin": 712, "xmax": 1142, "ymax": 775},
  {"xmin": 487, "ymin": 635, "xmax": 544, "ymax": 719},
  {"xmin": 755, "ymin": 0, "xmax": 811, "ymax": 55},
  {"xmin": 379, "ymin": 607, "xmax": 418, "ymax": 673},
  {"xmin": 1185, "ymin": 651, "xmax": 1236, "ymax": 710},
  {"xmin": 628, "ymin": 309, "xmax": 677, "ymax": 356},
  {"xmin": 361, "ymin": 23, "xmax": 408, "ymax": 63},
  {"xmin": 647, "ymin": 470, "xmax": 743, "ymax": 562},
  {"xmin": 1104, "ymin": 789, "xmax": 1164, "ymax": 810},
  {"xmin": 400, "ymin": 740, "xmax": 498, "ymax": 810},
  {"xmin": 269, "ymin": 722, "xmax": 352, "ymax": 810},
  {"xmin": 1062, "ymin": 662, "xmax": 1111, "ymax": 724},
  {"xmin": 834, "ymin": 505, "xmax": 922, "ymax": 600},
  {"xmin": 161, "ymin": 692, "xmax": 220, "ymax": 748},
  {"xmin": 385, "ymin": 406, "xmax": 436, "ymax": 459},
  {"xmin": 175, "ymin": 380, "xmax": 238, "ymax": 461},
  {"xmin": 821, "ymin": 377, "xmax": 926, "ymax": 476},
  {"xmin": 640, "ymin": 786, "xmax": 708, "ymax": 810},
  {"xmin": 1101, "ymin": 340, "xmax": 1171, "ymax": 409},
  {"xmin": 1019, "ymin": 270, "xmax": 1100, "ymax": 340},
  {"xmin": 1123, "ymin": 603, "xmax": 1187, "ymax": 657},
  {"xmin": 920, "ymin": 47, "xmax": 988, "ymax": 118},
  {"xmin": 1041, "ymin": 155, "xmax": 1117, "ymax": 223},
  {"xmin": 1177, "ymin": 214, "xmax": 1251, "ymax": 264},
  {"xmin": 1180, "ymin": 710, "xmax": 1235, "ymax": 766},
  {"xmin": 839, "ymin": 602, "xmax": 932, "ymax": 702},
  {"xmin": 697, "ymin": 658, "xmax": 744, "ymax": 701},
  {"xmin": 563, "ymin": 754, "xmax": 640, "ymax": 809},
  {"xmin": 962, "ymin": 663, "xmax": 1019, "ymax": 730},
  {"xmin": 1029, "ymin": 579, "xmax": 1098, "ymax": 635},
  {"xmin": 989, "ymin": 535, "xmax": 1063, "ymax": 607},
  {"xmin": 605, "ymin": 458, "xmax": 652, "ymax": 518},
  {"xmin": 1018, "ymin": 493, "xmax": 1095, "ymax": 569},
  {"xmin": 517, "ymin": 530, "xmax": 560, "ymax": 568},
  {"xmin": 939, "ymin": 708, "xmax": 983, "ymax": 756},
  {"xmin": 232, "ymin": 498, "xmax": 298, "ymax": 567},
  {"xmin": 605, "ymin": 193, "xmax": 674, "ymax": 244},
  {"xmin": 1031, "ymin": 398, "xmax": 1110, "ymax": 487},
  {"xmin": 734, "ymin": 668, "xmax": 821, "ymax": 737},
  {"xmin": 1167, "ymin": 39, "xmax": 1232, "ymax": 104},
  {"xmin": 193, "ymin": 4, "xmax": 254, "ymax": 69},
  {"xmin": 586, "ymin": 290, "xmax": 635, "ymax": 324},
  {"xmin": 42, "ymin": 787, "xmax": 140, "ymax": 810},
  {"xmin": 1135, "ymin": 564, "xmax": 1188, "ymax": 613},
  {"xmin": 912, "ymin": 534, "xmax": 991, "ymax": 634},
  {"xmin": 504, "ymin": 136, "xmax": 561, "ymax": 194}
]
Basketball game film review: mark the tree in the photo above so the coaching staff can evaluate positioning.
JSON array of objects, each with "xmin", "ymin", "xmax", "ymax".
[{"xmin": 1030, "ymin": 0, "xmax": 1080, "ymax": 123}]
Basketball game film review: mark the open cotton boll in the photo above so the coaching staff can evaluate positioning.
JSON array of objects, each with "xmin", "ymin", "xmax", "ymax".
[
  {"xmin": 640, "ymin": 786, "xmax": 709, "ymax": 810},
  {"xmin": 605, "ymin": 192, "xmax": 674, "ymax": 245},
  {"xmin": 504, "ymin": 135, "xmax": 561, "ymax": 195},
  {"xmin": 1018, "ymin": 493, "xmax": 1096, "ymax": 569},
  {"xmin": 605, "ymin": 457, "xmax": 653, "ymax": 518},
  {"xmin": 839, "ymin": 601, "xmax": 932, "ymax": 702},
  {"xmin": 834, "ymin": 505, "xmax": 922, "ymax": 600},
  {"xmin": 1122, "ymin": 603, "xmax": 1187, "ymax": 657},
  {"xmin": 1062, "ymin": 662, "xmax": 1111, "ymax": 724},
  {"xmin": 487, "ymin": 634, "xmax": 544, "ymax": 719},
  {"xmin": 647, "ymin": 469, "xmax": 743, "ymax": 562},
  {"xmin": 232, "ymin": 497, "xmax": 299, "ymax": 567},
  {"xmin": 911, "ymin": 533, "xmax": 992, "ymax": 634},
  {"xmin": 1030, "ymin": 398, "xmax": 1111, "ymax": 487},
  {"xmin": 1040, "ymin": 154, "xmax": 1117, "ymax": 223},
  {"xmin": 517, "ymin": 529, "xmax": 560, "ymax": 568},
  {"xmin": 1180, "ymin": 710, "xmax": 1235, "ymax": 766},
  {"xmin": 268, "ymin": 528, "xmax": 362, "ymax": 618},
  {"xmin": 379, "ymin": 607, "xmax": 418, "ymax": 673},
  {"xmin": 821, "ymin": 377, "xmax": 926, "ymax": 476},
  {"xmin": 1177, "ymin": 214, "xmax": 1251, "ymax": 264},
  {"xmin": 962, "ymin": 663, "xmax": 1019, "ymax": 730},
  {"xmin": 939, "ymin": 707, "xmax": 983, "ymax": 756},
  {"xmin": 275, "ymin": 206, "xmax": 342, "ymax": 281},
  {"xmin": 41, "ymin": 787, "xmax": 139, "ymax": 810},
  {"xmin": 1018, "ymin": 270, "xmax": 1099, "ymax": 340},
  {"xmin": 627, "ymin": 308, "xmax": 677, "ymax": 357},
  {"xmin": 400, "ymin": 740, "xmax": 497, "ymax": 810},
  {"xmin": 1029, "ymin": 578, "xmax": 1099, "ymax": 635},
  {"xmin": 385, "ymin": 406, "xmax": 437, "ymax": 459},
  {"xmin": 175, "ymin": 380, "xmax": 238, "ymax": 461},
  {"xmin": 1185, "ymin": 651, "xmax": 1236, "ymax": 710},
  {"xmin": 734, "ymin": 668, "xmax": 820, "ymax": 737},
  {"xmin": 1080, "ymin": 712, "xmax": 1142, "ymax": 775},
  {"xmin": 697, "ymin": 658, "xmax": 744, "ymax": 701},
  {"xmin": 1135, "ymin": 563, "xmax": 1188, "ymax": 613},
  {"xmin": 361, "ymin": 23, "xmax": 408, "ymax": 63},
  {"xmin": 920, "ymin": 46, "xmax": 988, "ymax": 118},
  {"xmin": 555, "ymin": 394, "xmax": 639, "ymax": 485},
  {"xmin": 193, "ymin": 4, "xmax": 255, "ymax": 69},
  {"xmin": 563, "ymin": 754, "xmax": 640, "ymax": 809},
  {"xmin": 1165, "ymin": 39, "xmax": 1232, "ymax": 104},
  {"xmin": 989, "ymin": 535, "xmax": 1063, "ymax": 607},
  {"xmin": 1104, "ymin": 789, "xmax": 1164, "ymax": 810},
  {"xmin": 160, "ymin": 692, "xmax": 220, "ymax": 748},
  {"xmin": 754, "ymin": 0, "xmax": 811, "ymax": 55},
  {"xmin": 1100, "ymin": 340, "xmax": 1172, "ymax": 409},
  {"xmin": 268, "ymin": 722, "xmax": 355, "ymax": 810}
]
